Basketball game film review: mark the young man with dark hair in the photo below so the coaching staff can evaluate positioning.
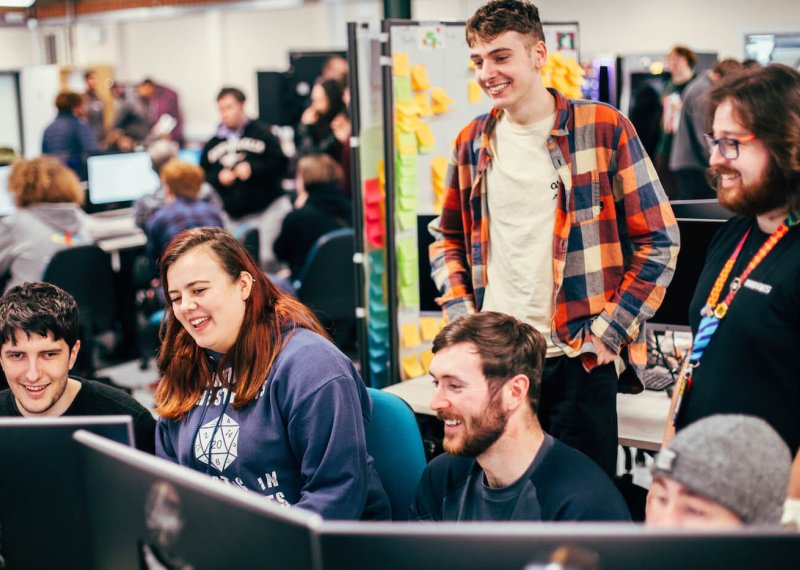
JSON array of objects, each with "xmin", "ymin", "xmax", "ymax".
[
  {"xmin": 429, "ymin": 0, "xmax": 678, "ymax": 477},
  {"xmin": 666, "ymin": 63, "xmax": 800, "ymax": 526},
  {"xmin": 201, "ymin": 86, "xmax": 289, "ymax": 271},
  {"xmin": 0, "ymin": 282, "xmax": 156, "ymax": 453},
  {"xmin": 412, "ymin": 311, "xmax": 630, "ymax": 522}
]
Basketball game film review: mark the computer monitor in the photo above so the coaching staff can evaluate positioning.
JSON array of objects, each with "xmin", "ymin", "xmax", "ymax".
[
  {"xmin": 0, "ymin": 164, "xmax": 16, "ymax": 217},
  {"xmin": 0, "ymin": 416, "xmax": 133, "ymax": 570},
  {"xmin": 317, "ymin": 521, "xmax": 800, "ymax": 570},
  {"xmin": 74, "ymin": 430, "xmax": 320, "ymax": 570},
  {"xmin": 178, "ymin": 148, "xmax": 202, "ymax": 166},
  {"xmin": 649, "ymin": 200, "xmax": 734, "ymax": 332},
  {"xmin": 86, "ymin": 151, "xmax": 160, "ymax": 211}
]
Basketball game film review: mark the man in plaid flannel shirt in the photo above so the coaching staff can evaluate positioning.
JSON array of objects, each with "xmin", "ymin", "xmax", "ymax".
[{"xmin": 429, "ymin": 0, "xmax": 679, "ymax": 477}]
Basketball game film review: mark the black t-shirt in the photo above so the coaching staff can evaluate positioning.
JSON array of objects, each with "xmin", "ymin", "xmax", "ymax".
[
  {"xmin": 0, "ymin": 378, "xmax": 156, "ymax": 454},
  {"xmin": 677, "ymin": 216, "xmax": 800, "ymax": 454},
  {"xmin": 411, "ymin": 434, "xmax": 631, "ymax": 522}
]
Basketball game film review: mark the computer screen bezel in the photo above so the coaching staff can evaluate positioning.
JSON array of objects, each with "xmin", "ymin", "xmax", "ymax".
[{"xmin": 74, "ymin": 429, "xmax": 322, "ymax": 570}]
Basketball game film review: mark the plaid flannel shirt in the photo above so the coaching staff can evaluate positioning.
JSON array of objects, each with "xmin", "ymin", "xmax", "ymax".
[{"xmin": 429, "ymin": 89, "xmax": 680, "ymax": 377}]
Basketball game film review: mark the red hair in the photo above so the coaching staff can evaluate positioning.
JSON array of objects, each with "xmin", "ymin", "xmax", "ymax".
[{"xmin": 155, "ymin": 227, "xmax": 326, "ymax": 420}]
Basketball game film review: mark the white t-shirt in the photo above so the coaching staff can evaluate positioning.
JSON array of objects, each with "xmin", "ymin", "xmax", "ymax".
[{"xmin": 482, "ymin": 111, "xmax": 563, "ymax": 357}]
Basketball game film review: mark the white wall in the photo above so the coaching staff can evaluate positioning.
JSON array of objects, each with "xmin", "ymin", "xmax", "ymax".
[
  {"xmin": 0, "ymin": 26, "xmax": 37, "ymax": 69},
  {"xmin": 413, "ymin": 0, "xmax": 800, "ymax": 59},
  {"xmin": 1, "ymin": 0, "xmax": 797, "ymax": 146}
]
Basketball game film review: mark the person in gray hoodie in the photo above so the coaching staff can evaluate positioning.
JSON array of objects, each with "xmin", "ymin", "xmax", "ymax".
[{"xmin": 0, "ymin": 157, "xmax": 93, "ymax": 293}]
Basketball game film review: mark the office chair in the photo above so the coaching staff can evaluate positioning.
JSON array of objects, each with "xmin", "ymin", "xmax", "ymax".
[
  {"xmin": 239, "ymin": 226, "xmax": 260, "ymax": 264},
  {"xmin": 365, "ymin": 388, "xmax": 427, "ymax": 520},
  {"xmin": 293, "ymin": 228, "xmax": 357, "ymax": 353},
  {"xmin": 43, "ymin": 245, "xmax": 117, "ymax": 377}
]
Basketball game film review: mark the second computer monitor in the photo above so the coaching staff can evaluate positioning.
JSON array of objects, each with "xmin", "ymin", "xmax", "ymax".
[
  {"xmin": 74, "ymin": 430, "xmax": 321, "ymax": 570},
  {"xmin": 317, "ymin": 521, "xmax": 800, "ymax": 570},
  {"xmin": 0, "ymin": 416, "xmax": 133, "ymax": 570},
  {"xmin": 87, "ymin": 151, "xmax": 160, "ymax": 210}
]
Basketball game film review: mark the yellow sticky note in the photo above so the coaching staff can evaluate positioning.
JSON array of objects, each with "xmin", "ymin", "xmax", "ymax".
[
  {"xmin": 414, "ymin": 92, "xmax": 433, "ymax": 117},
  {"xmin": 402, "ymin": 353, "xmax": 425, "ymax": 379},
  {"xmin": 468, "ymin": 80, "xmax": 483, "ymax": 103},
  {"xmin": 430, "ymin": 87, "xmax": 454, "ymax": 105},
  {"xmin": 411, "ymin": 64, "xmax": 431, "ymax": 90},
  {"xmin": 430, "ymin": 156, "xmax": 447, "ymax": 182},
  {"xmin": 420, "ymin": 349, "xmax": 434, "ymax": 373},
  {"xmin": 416, "ymin": 123, "xmax": 436, "ymax": 150},
  {"xmin": 419, "ymin": 317, "xmax": 441, "ymax": 341},
  {"xmin": 393, "ymin": 52, "xmax": 410, "ymax": 77},
  {"xmin": 401, "ymin": 322, "xmax": 422, "ymax": 348},
  {"xmin": 468, "ymin": 58, "xmax": 475, "ymax": 70}
]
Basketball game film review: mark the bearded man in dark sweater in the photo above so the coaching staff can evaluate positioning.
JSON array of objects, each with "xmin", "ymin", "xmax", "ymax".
[{"xmin": 0, "ymin": 282, "xmax": 155, "ymax": 453}]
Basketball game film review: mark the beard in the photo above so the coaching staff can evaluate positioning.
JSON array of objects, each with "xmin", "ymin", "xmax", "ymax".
[
  {"xmin": 708, "ymin": 161, "xmax": 789, "ymax": 218},
  {"xmin": 438, "ymin": 392, "xmax": 509, "ymax": 457}
]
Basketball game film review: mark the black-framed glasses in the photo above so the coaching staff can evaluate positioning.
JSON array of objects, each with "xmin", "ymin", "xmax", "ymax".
[{"xmin": 703, "ymin": 133, "xmax": 757, "ymax": 160}]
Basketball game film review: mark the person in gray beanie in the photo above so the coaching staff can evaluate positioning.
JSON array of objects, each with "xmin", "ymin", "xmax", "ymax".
[{"xmin": 646, "ymin": 414, "xmax": 791, "ymax": 528}]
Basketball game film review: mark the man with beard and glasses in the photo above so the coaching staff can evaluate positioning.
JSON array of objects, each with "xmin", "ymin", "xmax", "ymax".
[
  {"xmin": 664, "ymin": 64, "xmax": 800, "ymax": 527},
  {"xmin": 411, "ymin": 312, "xmax": 630, "ymax": 522}
]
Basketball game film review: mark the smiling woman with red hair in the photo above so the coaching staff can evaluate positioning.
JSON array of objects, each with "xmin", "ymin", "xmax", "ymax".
[{"xmin": 154, "ymin": 226, "xmax": 389, "ymax": 520}]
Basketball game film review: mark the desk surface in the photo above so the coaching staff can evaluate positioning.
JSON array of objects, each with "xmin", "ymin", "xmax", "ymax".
[{"xmin": 384, "ymin": 376, "xmax": 670, "ymax": 451}]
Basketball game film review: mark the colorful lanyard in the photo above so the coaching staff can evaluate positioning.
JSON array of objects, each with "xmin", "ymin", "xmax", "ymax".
[{"xmin": 673, "ymin": 214, "xmax": 798, "ymax": 422}]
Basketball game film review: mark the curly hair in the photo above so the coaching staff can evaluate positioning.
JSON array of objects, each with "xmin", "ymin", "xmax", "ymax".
[
  {"xmin": 465, "ymin": 0, "xmax": 545, "ymax": 48},
  {"xmin": 708, "ymin": 64, "xmax": 800, "ymax": 214},
  {"xmin": 8, "ymin": 156, "xmax": 84, "ymax": 208}
]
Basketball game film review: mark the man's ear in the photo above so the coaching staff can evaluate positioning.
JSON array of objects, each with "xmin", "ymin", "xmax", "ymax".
[
  {"xmin": 68, "ymin": 339, "xmax": 81, "ymax": 370},
  {"xmin": 504, "ymin": 373, "xmax": 531, "ymax": 410},
  {"xmin": 531, "ymin": 39, "xmax": 548, "ymax": 71}
]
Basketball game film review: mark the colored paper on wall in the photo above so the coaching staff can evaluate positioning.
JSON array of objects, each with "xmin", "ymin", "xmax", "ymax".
[
  {"xmin": 401, "ymin": 322, "xmax": 422, "ymax": 348},
  {"xmin": 399, "ymin": 282, "xmax": 421, "ymax": 308},
  {"xmin": 394, "ymin": 76, "xmax": 413, "ymax": 104},
  {"xmin": 368, "ymin": 250, "xmax": 385, "ymax": 273},
  {"xmin": 397, "ymin": 236, "xmax": 418, "ymax": 265},
  {"xmin": 414, "ymin": 92, "xmax": 433, "ymax": 117},
  {"xmin": 397, "ymin": 131, "xmax": 418, "ymax": 155},
  {"xmin": 420, "ymin": 349, "xmax": 434, "ymax": 373},
  {"xmin": 468, "ymin": 80, "xmax": 483, "ymax": 103},
  {"xmin": 397, "ymin": 209, "xmax": 417, "ymax": 231},
  {"xmin": 416, "ymin": 123, "xmax": 436, "ymax": 152},
  {"xmin": 468, "ymin": 58, "xmax": 475, "ymax": 70},
  {"xmin": 364, "ymin": 177, "xmax": 382, "ymax": 205},
  {"xmin": 411, "ymin": 64, "xmax": 431, "ymax": 90},
  {"xmin": 401, "ymin": 353, "xmax": 425, "ymax": 379},
  {"xmin": 419, "ymin": 316, "xmax": 441, "ymax": 341},
  {"xmin": 366, "ymin": 222, "xmax": 385, "ymax": 248},
  {"xmin": 393, "ymin": 52, "xmax": 410, "ymax": 77}
]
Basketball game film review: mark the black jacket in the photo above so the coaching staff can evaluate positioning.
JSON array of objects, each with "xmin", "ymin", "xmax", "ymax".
[
  {"xmin": 273, "ymin": 182, "xmax": 351, "ymax": 277},
  {"xmin": 201, "ymin": 120, "xmax": 288, "ymax": 219}
]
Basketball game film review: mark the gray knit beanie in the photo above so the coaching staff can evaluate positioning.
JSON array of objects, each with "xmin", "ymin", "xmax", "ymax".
[{"xmin": 652, "ymin": 414, "xmax": 791, "ymax": 525}]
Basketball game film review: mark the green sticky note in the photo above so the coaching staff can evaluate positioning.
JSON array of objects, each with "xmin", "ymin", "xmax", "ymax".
[
  {"xmin": 394, "ymin": 76, "xmax": 413, "ymax": 103},
  {"xmin": 396, "ymin": 237, "xmax": 417, "ymax": 264}
]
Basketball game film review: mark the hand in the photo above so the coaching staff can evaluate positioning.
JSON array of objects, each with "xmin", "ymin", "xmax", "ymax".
[
  {"xmin": 233, "ymin": 161, "xmax": 252, "ymax": 181},
  {"xmin": 218, "ymin": 168, "xmax": 236, "ymax": 186},
  {"xmin": 590, "ymin": 333, "xmax": 617, "ymax": 366},
  {"xmin": 301, "ymin": 107, "xmax": 319, "ymax": 125},
  {"xmin": 331, "ymin": 113, "xmax": 351, "ymax": 143}
]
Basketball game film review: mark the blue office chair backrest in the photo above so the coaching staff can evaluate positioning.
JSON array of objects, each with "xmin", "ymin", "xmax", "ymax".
[
  {"xmin": 366, "ymin": 387, "xmax": 427, "ymax": 520},
  {"xmin": 293, "ymin": 228, "xmax": 355, "ymax": 323}
]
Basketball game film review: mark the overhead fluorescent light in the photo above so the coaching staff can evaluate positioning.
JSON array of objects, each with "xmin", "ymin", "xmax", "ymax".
[{"xmin": 0, "ymin": 1, "xmax": 35, "ymax": 7}]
